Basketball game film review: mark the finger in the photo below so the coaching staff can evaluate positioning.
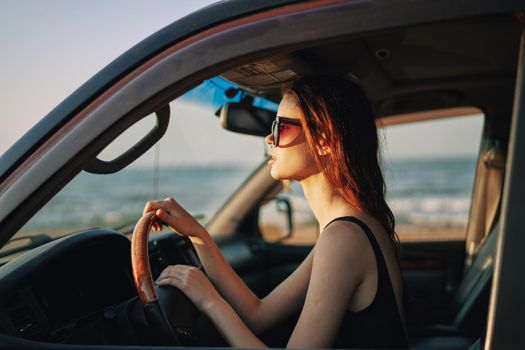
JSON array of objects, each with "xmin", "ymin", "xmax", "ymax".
[
  {"xmin": 154, "ymin": 208, "xmax": 171, "ymax": 222},
  {"xmin": 143, "ymin": 201, "xmax": 154, "ymax": 215},
  {"xmin": 150, "ymin": 212, "xmax": 167, "ymax": 231},
  {"xmin": 157, "ymin": 265, "xmax": 184, "ymax": 280},
  {"xmin": 157, "ymin": 266, "xmax": 173, "ymax": 280},
  {"xmin": 164, "ymin": 197, "xmax": 179, "ymax": 208},
  {"xmin": 173, "ymin": 264, "xmax": 195, "ymax": 272},
  {"xmin": 151, "ymin": 222, "xmax": 161, "ymax": 232},
  {"xmin": 156, "ymin": 270, "xmax": 185, "ymax": 285},
  {"xmin": 156, "ymin": 271, "xmax": 182, "ymax": 282},
  {"xmin": 155, "ymin": 210, "xmax": 181, "ymax": 234},
  {"xmin": 143, "ymin": 200, "xmax": 164, "ymax": 215},
  {"xmin": 155, "ymin": 277, "xmax": 182, "ymax": 288},
  {"xmin": 159, "ymin": 265, "xmax": 202, "ymax": 286}
]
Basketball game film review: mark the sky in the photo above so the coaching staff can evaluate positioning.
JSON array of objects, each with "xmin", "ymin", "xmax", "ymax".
[
  {"xmin": 0, "ymin": 0, "xmax": 218, "ymax": 155},
  {"xmin": 0, "ymin": 0, "xmax": 484, "ymax": 163}
]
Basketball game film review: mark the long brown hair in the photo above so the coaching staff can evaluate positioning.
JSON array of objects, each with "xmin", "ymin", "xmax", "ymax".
[{"xmin": 284, "ymin": 76, "xmax": 397, "ymax": 245}]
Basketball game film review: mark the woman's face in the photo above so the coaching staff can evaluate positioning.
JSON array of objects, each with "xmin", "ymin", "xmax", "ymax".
[{"xmin": 265, "ymin": 93, "xmax": 320, "ymax": 181}]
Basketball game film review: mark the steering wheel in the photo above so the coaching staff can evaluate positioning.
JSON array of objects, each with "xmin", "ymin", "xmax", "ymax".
[{"xmin": 131, "ymin": 212, "xmax": 203, "ymax": 346}]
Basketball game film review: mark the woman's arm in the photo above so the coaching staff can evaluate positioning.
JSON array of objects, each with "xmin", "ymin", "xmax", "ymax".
[
  {"xmin": 286, "ymin": 222, "xmax": 370, "ymax": 348},
  {"xmin": 156, "ymin": 220, "xmax": 371, "ymax": 349},
  {"xmin": 144, "ymin": 198, "xmax": 312, "ymax": 334}
]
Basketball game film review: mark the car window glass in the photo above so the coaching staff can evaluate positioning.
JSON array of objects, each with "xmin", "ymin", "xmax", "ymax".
[
  {"xmin": 3, "ymin": 79, "xmax": 270, "ymax": 256},
  {"xmin": 259, "ymin": 114, "xmax": 483, "ymax": 244}
]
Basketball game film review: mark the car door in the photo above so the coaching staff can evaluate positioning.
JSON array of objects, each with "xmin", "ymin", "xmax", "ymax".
[
  {"xmin": 213, "ymin": 111, "xmax": 487, "ymax": 338},
  {"xmin": 1, "ymin": 1, "xmax": 524, "ymax": 349}
]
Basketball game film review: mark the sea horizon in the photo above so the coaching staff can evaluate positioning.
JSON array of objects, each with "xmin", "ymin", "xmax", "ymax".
[{"xmin": 16, "ymin": 155, "xmax": 477, "ymax": 239}]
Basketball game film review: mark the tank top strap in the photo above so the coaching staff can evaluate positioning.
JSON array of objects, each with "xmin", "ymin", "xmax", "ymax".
[
  {"xmin": 323, "ymin": 216, "xmax": 389, "ymax": 288},
  {"xmin": 324, "ymin": 216, "xmax": 409, "ymax": 348}
]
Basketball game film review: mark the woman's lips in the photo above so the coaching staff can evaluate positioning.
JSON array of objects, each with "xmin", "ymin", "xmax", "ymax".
[{"xmin": 268, "ymin": 155, "xmax": 276, "ymax": 164}]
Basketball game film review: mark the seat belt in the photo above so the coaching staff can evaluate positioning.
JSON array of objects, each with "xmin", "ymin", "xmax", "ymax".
[{"xmin": 465, "ymin": 142, "xmax": 505, "ymax": 268}]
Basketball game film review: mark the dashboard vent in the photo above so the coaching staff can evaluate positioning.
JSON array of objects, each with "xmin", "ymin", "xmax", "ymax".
[{"xmin": 5, "ymin": 293, "xmax": 43, "ymax": 340}]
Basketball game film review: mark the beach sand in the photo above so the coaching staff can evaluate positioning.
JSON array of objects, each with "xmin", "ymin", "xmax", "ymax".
[{"xmin": 261, "ymin": 224, "xmax": 466, "ymax": 245}]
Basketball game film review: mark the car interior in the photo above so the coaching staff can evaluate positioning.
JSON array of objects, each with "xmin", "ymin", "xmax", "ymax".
[
  {"xmin": 0, "ymin": 2, "xmax": 523, "ymax": 350},
  {"xmin": 210, "ymin": 14, "xmax": 518, "ymax": 348}
]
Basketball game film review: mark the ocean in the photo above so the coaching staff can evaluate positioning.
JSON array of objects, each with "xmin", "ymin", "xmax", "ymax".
[
  {"xmin": 384, "ymin": 157, "xmax": 476, "ymax": 230},
  {"xmin": 20, "ymin": 157, "xmax": 477, "ymax": 234}
]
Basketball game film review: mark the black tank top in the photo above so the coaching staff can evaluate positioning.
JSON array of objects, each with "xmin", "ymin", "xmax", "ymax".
[{"xmin": 324, "ymin": 216, "xmax": 409, "ymax": 349}]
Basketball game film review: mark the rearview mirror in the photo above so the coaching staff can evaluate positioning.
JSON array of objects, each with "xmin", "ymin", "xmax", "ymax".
[{"xmin": 219, "ymin": 102, "xmax": 274, "ymax": 136}]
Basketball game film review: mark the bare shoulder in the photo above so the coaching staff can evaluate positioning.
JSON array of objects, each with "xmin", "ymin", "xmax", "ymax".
[
  {"xmin": 317, "ymin": 219, "xmax": 372, "ymax": 249},
  {"xmin": 314, "ymin": 220, "xmax": 374, "ymax": 270}
]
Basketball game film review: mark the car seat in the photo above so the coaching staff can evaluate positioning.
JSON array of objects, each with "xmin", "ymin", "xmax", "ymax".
[{"xmin": 410, "ymin": 144, "xmax": 504, "ymax": 348}]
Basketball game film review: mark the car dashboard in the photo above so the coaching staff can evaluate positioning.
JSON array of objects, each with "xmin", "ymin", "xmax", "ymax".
[{"xmin": 0, "ymin": 229, "xmax": 198, "ymax": 345}]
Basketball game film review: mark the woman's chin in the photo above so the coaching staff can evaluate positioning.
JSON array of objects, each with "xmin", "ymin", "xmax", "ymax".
[
  {"xmin": 270, "ymin": 166, "xmax": 285, "ymax": 180},
  {"xmin": 270, "ymin": 166, "xmax": 294, "ymax": 181},
  {"xmin": 269, "ymin": 169, "xmax": 280, "ymax": 180}
]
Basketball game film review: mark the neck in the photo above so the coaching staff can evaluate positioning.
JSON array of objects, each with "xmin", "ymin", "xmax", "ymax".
[{"xmin": 299, "ymin": 172, "xmax": 360, "ymax": 231}]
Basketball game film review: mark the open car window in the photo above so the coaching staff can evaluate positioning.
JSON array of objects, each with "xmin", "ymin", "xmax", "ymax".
[
  {"xmin": 1, "ymin": 79, "xmax": 270, "ymax": 259},
  {"xmin": 383, "ymin": 113, "xmax": 484, "ymax": 242},
  {"xmin": 259, "ymin": 112, "xmax": 484, "ymax": 244}
]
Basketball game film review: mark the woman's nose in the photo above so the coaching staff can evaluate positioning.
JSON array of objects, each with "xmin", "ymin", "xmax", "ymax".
[{"xmin": 265, "ymin": 133, "xmax": 274, "ymax": 146}]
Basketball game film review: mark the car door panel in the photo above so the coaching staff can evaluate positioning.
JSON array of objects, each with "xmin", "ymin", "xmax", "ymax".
[
  {"xmin": 400, "ymin": 240, "xmax": 465, "ymax": 324},
  {"xmin": 218, "ymin": 238, "xmax": 310, "ymax": 346},
  {"xmin": 219, "ymin": 238, "xmax": 311, "ymax": 297}
]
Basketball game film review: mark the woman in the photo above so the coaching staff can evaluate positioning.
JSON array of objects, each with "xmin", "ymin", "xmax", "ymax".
[{"xmin": 144, "ymin": 77, "xmax": 408, "ymax": 348}]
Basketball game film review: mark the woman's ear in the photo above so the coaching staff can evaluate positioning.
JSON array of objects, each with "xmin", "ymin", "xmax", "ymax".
[
  {"xmin": 317, "ymin": 145, "xmax": 331, "ymax": 156},
  {"xmin": 317, "ymin": 135, "xmax": 331, "ymax": 156}
]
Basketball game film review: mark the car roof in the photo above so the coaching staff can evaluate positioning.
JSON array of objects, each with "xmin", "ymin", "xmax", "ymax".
[
  {"xmin": 222, "ymin": 15, "xmax": 521, "ymax": 119},
  {"xmin": 1, "ymin": 0, "xmax": 523, "ymax": 183}
]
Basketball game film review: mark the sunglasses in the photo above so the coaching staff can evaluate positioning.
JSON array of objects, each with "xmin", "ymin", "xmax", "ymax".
[{"xmin": 271, "ymin": 116, "xmax": 302, "ymax": 147}]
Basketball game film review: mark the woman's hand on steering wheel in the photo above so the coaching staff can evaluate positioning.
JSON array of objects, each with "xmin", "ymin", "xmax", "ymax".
[
  {"xmin": 156, "ymin": 264, "xmax": 223, "ymax": 313},
  {"xmin": 144, "ymin": 197, "xmax": 207, "ymax": 239}
]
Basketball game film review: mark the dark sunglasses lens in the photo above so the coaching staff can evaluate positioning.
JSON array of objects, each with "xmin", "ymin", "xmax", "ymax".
[
  {"xmin": 278, "ymin": 123, "xmax": 301, "ymax": 146},
  {"xmin": 272, "ymin": 120, "xmax": 279, "ymax": 146}
]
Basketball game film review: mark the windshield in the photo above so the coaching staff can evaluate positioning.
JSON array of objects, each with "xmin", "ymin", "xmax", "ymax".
[{"xmin": 1, "ymin": 78, "xmax": 276, "ymax": 258}]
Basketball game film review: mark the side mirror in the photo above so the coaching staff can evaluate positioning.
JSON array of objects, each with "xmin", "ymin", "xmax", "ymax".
[
  {"xmin": 276, "ymin": 197, "xmax": 293, "ymax": 240},
  {"xmin": 260, "ymin": 196, "xmax": 294, "ymax": 242},
  {"xmin": 219, "ymin": 102, "xmax": 274, "ymax": 136}
]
